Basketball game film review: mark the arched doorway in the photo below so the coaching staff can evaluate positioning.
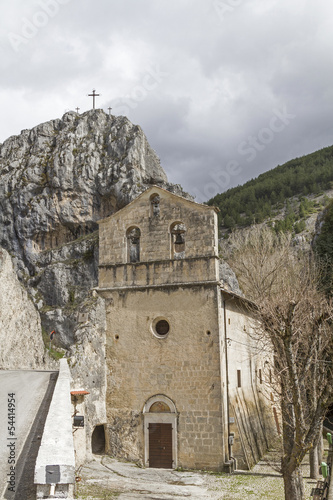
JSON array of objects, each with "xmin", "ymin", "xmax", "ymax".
[
  {"xmin": 92, "ymin": 425, "xmax": 106, "ymax": 454},
  {"xmin": 143, "ymin": 395, "xmax": 177, "ymax": 469}
]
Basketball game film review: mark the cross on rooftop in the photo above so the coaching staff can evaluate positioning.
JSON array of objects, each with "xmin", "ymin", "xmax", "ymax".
[{"xmin": 88, "ymin": 89, "xmax": 100, "ymax": 110}]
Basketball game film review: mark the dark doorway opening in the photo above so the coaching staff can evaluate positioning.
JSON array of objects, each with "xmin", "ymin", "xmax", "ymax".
[{"xmin": 92, "ymin": 425, "xmax": 106, "ymax": 454}]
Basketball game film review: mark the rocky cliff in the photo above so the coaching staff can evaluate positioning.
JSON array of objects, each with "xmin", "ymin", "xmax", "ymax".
[
  {"xmin": 0, "ymin": 248, "xmax": 52, "ymax": 369},
  {"xmin": 0, "ymin": 109, "xmax": 187, "ymax": 347}
]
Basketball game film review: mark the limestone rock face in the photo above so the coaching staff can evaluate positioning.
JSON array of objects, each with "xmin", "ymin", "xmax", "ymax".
[
  {"xmin": 219, "ymin": 259, "xmax": 244, "ymax": 296},
  {"xmin": 0, "ymin": 109, "xmax": 188, "ymax": 346},
  {"xmin": 0, "ymin": 248, "xmax": 50, "ymax": 369},
  {"xmin": 0, "ymin": 109, "xmax": 179, "ymax": 270}
]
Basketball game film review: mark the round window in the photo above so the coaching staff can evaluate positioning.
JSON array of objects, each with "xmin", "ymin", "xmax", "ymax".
[
  {"xmin": 151, "ymin": 318, "xmax": 170, "ymax": 338},
  {"xmin": 155, "ymin": 320, "xmax": 170, "ymax": 336}
]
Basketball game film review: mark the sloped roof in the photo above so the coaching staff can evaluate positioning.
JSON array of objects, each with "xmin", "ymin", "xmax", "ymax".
[
  {"xmin": 97, "ymin": 185, "xmax": 219, "ymax": 224},
  {"xmin": 220, "ymin": 287, "xmax": 256, "ymax": 308}
]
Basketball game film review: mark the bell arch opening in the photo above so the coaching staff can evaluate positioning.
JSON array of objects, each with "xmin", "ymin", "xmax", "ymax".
[
  {"xmin": 170, "ymin": 222, "xmax": 186, "ymax": 259},
  {"xmin": 126, "ymin": 226, "xmax": 141, "ymax": 263},
  {"xmin": 150, "ymin": 193, "xmax": 161, "ymax": 217}
]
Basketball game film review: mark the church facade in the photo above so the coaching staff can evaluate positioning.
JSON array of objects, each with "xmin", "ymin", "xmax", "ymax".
[{"xmin": 96, "ymin": 186, "xmax": 276, "ymax": 471}]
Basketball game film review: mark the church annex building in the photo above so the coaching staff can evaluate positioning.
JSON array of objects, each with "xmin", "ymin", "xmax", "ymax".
[{"xmin": 96, "ymin": 186, "xmax": 277, "ymax": 471}]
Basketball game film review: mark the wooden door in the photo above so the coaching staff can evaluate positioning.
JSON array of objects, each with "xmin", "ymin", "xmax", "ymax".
[{"xmin": 148, "ymin": 423, "xmax": 173, "ymax": 468}]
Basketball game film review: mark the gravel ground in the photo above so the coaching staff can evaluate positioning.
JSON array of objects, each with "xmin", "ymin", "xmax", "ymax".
[
  {"xmin": 207, "ymin": 450, "xmax": 316, "ymax": 499},
  {"xmin": 75, "ymin": 450, "xmax": 319, "ymax": 499}
]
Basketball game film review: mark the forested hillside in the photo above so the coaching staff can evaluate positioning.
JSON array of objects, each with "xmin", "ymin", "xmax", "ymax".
[
  {"xmin": 207, "ymin": 145, "xmax": 333, "ymax": 230},
  {"xmin": 313, "ymin": 199, "xmax": 333, "ymax": 295}
]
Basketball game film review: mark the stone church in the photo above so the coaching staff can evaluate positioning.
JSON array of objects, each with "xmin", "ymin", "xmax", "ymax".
[{"xmin": 96, "ymin": 186, "xmax": 277, "ymax": 471}]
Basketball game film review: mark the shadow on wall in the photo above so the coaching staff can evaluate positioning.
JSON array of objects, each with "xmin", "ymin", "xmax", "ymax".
[{"xmin": 231, "ymin": 389, "xmax": 275, "ymax": 470}]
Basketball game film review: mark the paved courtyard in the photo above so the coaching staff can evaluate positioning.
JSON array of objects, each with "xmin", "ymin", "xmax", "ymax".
[{"xmin": 75, "ymin": 451, "xmax": 316, "ymax": 499}]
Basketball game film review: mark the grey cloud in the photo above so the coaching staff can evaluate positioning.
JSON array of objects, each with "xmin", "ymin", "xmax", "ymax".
[{"xmin": 1, "ymin": 0, "xmax": 333, "ymax": 201}]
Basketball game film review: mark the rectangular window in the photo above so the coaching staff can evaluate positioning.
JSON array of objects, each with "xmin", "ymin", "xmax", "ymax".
[
  {"xmin": 228, "ymin": 318, "xmax": 231, "ymax": 325},
  {"xmin": 237, "ymin": 370, "xmax": 241, "ymax": 388}
]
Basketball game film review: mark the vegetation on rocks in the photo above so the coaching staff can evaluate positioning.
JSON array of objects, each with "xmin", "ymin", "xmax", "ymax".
[
  {"xmin": 208, "ymin": 144, "xmax": 333, "ymax": 231},
  {"xmin": 313, "ymin": 198, "xmax": 333, "ymax": 296}
]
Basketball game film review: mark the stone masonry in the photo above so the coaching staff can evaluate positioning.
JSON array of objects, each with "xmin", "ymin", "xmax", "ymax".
[{"xmin": 96, "ymin": 186, "xmax": 276, "ymax": 471}]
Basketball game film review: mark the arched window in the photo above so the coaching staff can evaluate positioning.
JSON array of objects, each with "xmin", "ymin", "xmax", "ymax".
[
  {"xmin": 143, "ymin": 395, "xmax": 177, "ymax": 415},
  {"xmin": 150, "ymin": 194, "xmax": 160, "ymax": 217},
  {"xmin": 127, "ymin": 227, "xmax": 141, "ymax": 263},
  {"xmin": 170, "ymin": 222, "xmax": 186, "ymax": 259},
  {"xmin": 149, "ymin": 401, "xmax": 171, "ymax": 412}
]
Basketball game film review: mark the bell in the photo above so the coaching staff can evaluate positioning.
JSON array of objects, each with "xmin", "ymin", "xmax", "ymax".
[{"xmin": 175, "ymin": 233, "xmax": 184, "ymax": 244}]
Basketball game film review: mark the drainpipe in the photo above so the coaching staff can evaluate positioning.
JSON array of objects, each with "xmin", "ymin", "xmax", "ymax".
[{"xmin": 223, "ymin": 294, "xmax": 236, "ymax": 472}]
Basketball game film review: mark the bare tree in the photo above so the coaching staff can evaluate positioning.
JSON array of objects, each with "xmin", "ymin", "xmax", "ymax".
[{"xmin": 221, "ymin": 226, "xmax": 333, "ymax": 500}]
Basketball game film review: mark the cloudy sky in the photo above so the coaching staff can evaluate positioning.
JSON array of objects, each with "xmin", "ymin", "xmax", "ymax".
[{"xmin": 1, "ymin": 0, "xmax": 333, "ymax": 201}]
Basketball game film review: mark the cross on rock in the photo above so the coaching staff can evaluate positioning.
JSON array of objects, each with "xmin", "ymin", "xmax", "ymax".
[
  {"xmin": 88, "ymin": 89, "xmax": 100, "ymax": 110},
  {"xmin": 108, "ymin": 107, "xmax": 112, "ymax": 116},
  {"xmin": 75, "ymin": 107, "xmax": 80, "ymax": 114}
]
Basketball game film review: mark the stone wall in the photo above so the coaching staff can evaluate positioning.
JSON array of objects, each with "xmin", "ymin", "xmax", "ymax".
[
  {"xmin": 98, "ymin": 187, "xmax": 225, "ymax": 469},
  {"xmin": 101, "ymin": 284, "xmax": 226, "ymax": 470},
  {"xmin": 99, "ymin": 257, "xmax": 218, "ymax": 289},
  {"xmin": 98, "ymin": 187, "xmax": 219, "ymax": 267},
  {"xmin": 222, "ymin": 294, "xmax": 277, "ymax": 469},
  {"xmin": 97, "ymin": 186, "xmax": 274, "ymax": 472},
  {"xmin": 35, "ymin": 359, "xmax": 75, "ymax": 499}
]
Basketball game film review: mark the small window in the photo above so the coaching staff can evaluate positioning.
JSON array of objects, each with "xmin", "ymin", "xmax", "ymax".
[
  {"xmin": 156, "ymin": 320, "xmax": 170, "ymax": 335},
  {"xmin": 150, "ymin": 194, "xmax": 160, "ymax": 217},
  {"xmin": 237, "ymin": 370, "xmax": 241, "ymax": 388},
  {"xmin": 127, "ymin": 227, "xmax": 140, "ymax": 263},
  {"xmin": 152, "ymin": 318, "xmax": 170, "ymax": 338}
]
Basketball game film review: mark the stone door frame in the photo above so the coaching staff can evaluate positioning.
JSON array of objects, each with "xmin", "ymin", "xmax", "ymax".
[{"xmin": 143, "ymin": 395, "xmax": 178, "ymax": 469}]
